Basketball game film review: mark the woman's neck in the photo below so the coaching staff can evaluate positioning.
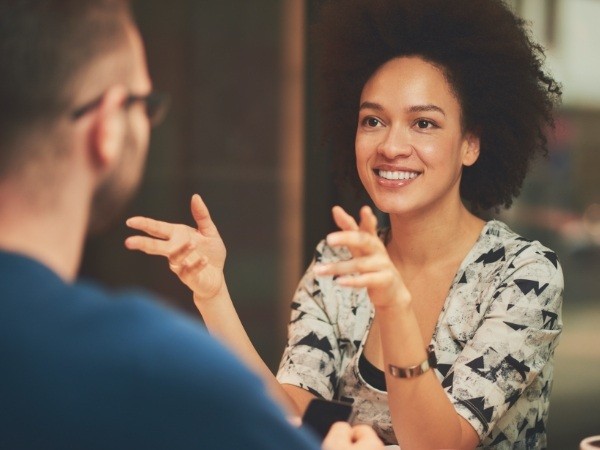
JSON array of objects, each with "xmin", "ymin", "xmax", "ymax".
[{"xmin": 385, "ymin": 202, "xmax": 485, "ymax": 270}]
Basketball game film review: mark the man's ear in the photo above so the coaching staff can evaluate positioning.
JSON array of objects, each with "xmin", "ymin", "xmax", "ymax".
[
  {"xmin": 462, "ymin": 132, "xmax": 480, "ymax": 167},
  {"xmin": 90, "ymin": 85, "xmax": 127, "ymax": 169}
]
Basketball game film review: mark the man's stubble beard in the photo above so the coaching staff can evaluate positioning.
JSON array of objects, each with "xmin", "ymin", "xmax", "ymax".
[{"xmin": 87, "ymin": 126, "xmax": 147, "ymax": 235}]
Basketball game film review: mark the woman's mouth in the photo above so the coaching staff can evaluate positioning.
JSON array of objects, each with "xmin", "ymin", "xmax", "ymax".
[{"xmin": 375, "ymin": 169, "xmax": 420, "ymax": 181}]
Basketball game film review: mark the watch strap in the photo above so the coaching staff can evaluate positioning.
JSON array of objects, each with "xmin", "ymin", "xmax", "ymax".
[{"xmin": 388, "ymin": 345, "xmax": 437, "ymax": 379}]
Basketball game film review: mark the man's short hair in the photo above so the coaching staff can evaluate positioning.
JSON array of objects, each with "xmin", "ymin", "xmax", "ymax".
[{"xmin": 0, "ymin": 0, "xmax": 132, "ymax": 174}]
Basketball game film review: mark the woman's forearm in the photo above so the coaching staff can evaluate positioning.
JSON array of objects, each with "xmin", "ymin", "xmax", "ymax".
[
  {"xmin": 377, "ymin": 302, "xmax": 477, "ymax": 450},
  {"xmin": 193, "ymin": 284, "xmax": 302, "ymax": 416}
]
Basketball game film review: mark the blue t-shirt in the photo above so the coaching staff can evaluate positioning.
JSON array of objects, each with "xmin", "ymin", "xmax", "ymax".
[{"xmin": 0, "ymin": 251, "xmax": 320, "ymax": 450}]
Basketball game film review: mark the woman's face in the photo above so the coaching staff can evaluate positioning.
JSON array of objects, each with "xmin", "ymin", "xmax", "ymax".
[{"xmin": 355, "ymin": 56, "xmax": 479, "ymax": 217}]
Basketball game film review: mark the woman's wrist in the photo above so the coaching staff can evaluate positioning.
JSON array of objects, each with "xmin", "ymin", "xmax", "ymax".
[
  {"xmin": 193, "ymin": 280, "xmax": 228, "ymax": 307},
  {"xmin": 374, "ymin": 287, "xmax": 412, "ymax": 312}
]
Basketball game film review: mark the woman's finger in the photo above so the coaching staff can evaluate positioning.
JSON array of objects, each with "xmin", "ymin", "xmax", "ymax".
[
  {"xmin": 125, "ymin": 216, "xmax": 174, "ymax": 239},
  {"xmin": 190, "ymin": 194, "xmax": 220, "ymax": 237},
  {"xmin": 350, "ymin": 424, "xmax": 384, "ymax": 447},
  {"xmin": 167, "ymin": 241, "xmax": 195, "ymax": 266},
  {"xmin": 334, "ymin": 271, "xmax": 394, "ymax": 289},
  {"xmin": 358, "ymin": 206, "xmax": 378, "ymax": 235},
  {"xmin": 178, "ymin": 256, "xmax": 208, "ymax": 275},
  {"xmin": 322, "ymin": 422, "xmax": 353, "ymax": 450},
  {"xmin": 331, "ymin": 205, "xmax": 360, "ymax": 232},
  {"xmin": 124, "ymin": 235, "xmax": 172, "ymax": 256},
  {"xmin": 326, "ymin": 230, "xmax": 383, "ymax": 254},
  {"xmin": 314, "ymin": 254, "xmax": 388, "ymax": 277}
]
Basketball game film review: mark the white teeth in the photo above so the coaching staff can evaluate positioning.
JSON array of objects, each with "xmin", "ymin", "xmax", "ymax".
[{"xmin": 377, "ymin": 170, "xmax": 419, "ymax": 180}]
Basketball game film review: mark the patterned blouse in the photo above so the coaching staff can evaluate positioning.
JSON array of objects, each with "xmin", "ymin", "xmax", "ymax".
[{"xmin": 276, "ymin": 220, "xmax": 563, "ymax": 449}]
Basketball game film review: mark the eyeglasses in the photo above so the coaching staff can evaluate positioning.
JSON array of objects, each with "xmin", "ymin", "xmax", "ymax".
[{"xmin": 71, "ymin": 91, "xmax": 170, "ymax": 126}]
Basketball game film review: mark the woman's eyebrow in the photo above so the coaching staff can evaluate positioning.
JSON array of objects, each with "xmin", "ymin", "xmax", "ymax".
[
  {"xmin": 359, "ymin": 101, "xmax": 384, "ymax": 111},
  {"xmin": 359, "ymin": 101, "xmax": 446, "ymax": 117},
  {"xmin": 407, "ymin": 104, "xmax": 446, "ymax": 116}
]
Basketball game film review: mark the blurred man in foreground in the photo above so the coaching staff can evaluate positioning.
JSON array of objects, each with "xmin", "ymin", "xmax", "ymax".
[{"xmin": 0, "ymin": 1, "xmax": 382, "ymax": 449}]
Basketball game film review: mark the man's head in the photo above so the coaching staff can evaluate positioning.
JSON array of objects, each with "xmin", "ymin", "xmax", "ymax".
[{"xmin": 0, "ymin": 0, "xmax": 158, "ymax": 230}]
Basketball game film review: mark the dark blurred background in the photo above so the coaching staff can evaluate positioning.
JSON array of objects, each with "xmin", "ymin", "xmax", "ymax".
[{"xmin": 80, "ymin": 1, "xmax": 600, "ymax": 448}]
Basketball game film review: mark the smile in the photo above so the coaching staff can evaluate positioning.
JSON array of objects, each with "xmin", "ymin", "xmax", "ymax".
[{"xmin": 375, "ymin": 169, "xmax": 420, "ymax": 181}]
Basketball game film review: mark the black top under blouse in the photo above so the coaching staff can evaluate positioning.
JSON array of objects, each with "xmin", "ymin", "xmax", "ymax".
[{"xmin": 358, "ymin": 351, "xmax": 387, "ymax": 391}]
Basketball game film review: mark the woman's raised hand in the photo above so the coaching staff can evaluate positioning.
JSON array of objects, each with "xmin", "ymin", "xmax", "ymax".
[
  {"xmin": 125, "ymin": 194, "xmax": 226, "ymax": 302},
  {"xmin": 314, "ymin": 205, "xmax": 411, "ymax": 308}
]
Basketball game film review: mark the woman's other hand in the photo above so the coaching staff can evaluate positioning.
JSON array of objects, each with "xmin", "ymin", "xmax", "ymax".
[
  {"xmin": 313, "ymin": 205, "xmax": 410, "ymax": 308},
  {"xmin": 125, "ymin": 194, "xmax": 226, "ymax": 302},
  {"xmin": 322, "ymin": 422, "xmax": 384, "ymax": 450}
]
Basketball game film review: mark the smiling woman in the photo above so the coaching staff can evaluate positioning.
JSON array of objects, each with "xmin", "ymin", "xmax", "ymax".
[{"xmin": 275, "ymin": 0, "xmax": 561, "ymax": 448}]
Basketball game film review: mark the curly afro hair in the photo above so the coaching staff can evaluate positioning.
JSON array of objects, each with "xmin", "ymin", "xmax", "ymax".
[{"xmin": 313, "ymin": 0, "xmax": 561, "ymax": 211}]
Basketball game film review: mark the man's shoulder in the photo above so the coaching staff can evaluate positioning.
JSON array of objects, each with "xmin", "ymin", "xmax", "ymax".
[
  {"xmin": 1, "ymin": 252, "xmax": 307, "ymax": 449},
  {"xmin": 0, "ymin": 249, "xmax": 261, "ymax": 395}
]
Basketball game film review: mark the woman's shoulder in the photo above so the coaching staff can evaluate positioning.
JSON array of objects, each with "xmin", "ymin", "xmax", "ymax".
[
  {"xmin": 478, "ymin": 219, "xmax": 562, "ymax": 277},
  {"xmin": 483, "ymin": 219, "xmax": 556, "ymax": 253}
]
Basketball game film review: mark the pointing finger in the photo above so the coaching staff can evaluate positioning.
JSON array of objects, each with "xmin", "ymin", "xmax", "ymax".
[{"xmin": 359, "ymin": 206, "xmax": 378, "ymax": 235}]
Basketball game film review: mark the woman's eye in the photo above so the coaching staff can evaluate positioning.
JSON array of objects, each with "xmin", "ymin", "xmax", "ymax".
[
  {"xmin": 362, "ymin": 117, "xmax": 382, "ymax": 127},
  {"xmin": 416, "ymin": 119, "xmax": 436, "ymax": 129}
]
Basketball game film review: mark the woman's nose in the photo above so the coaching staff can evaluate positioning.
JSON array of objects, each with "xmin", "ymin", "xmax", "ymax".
[{"xmin": 377, "ymin": 126, "xmax": 414, "ymax": 159}]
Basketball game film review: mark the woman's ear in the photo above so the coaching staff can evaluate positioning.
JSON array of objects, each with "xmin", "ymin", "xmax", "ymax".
[
  {"xmin": 90, "ymin": 85, "xmax": 127, "ymax": 169},
  {"xmin": 462, "ymin": 132, "xmax": 480, "ymax": 167}
]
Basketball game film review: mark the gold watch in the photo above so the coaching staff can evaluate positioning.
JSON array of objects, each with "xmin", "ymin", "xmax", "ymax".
[{"xmin": 388, "ymin": 345, "xmax": 437, "ymax": 378}]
